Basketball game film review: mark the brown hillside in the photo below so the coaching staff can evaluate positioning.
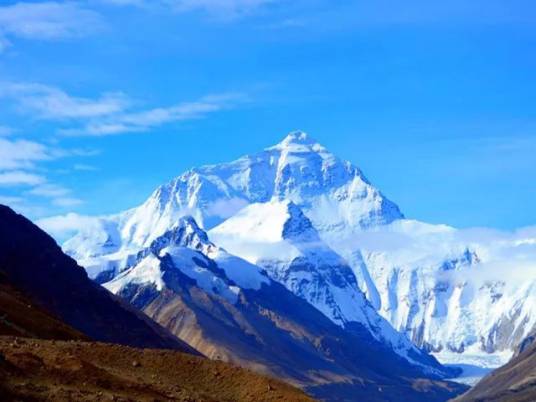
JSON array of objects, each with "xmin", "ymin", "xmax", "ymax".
[{"xmin": 0, "ymin": 336, "xmax": 313, "ymax": 402}]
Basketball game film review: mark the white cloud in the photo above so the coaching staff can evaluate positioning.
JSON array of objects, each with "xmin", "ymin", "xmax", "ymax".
[
  {"xmin": 0, "ymin": 195, "xmax": 24, "ymax": 205},
  {"xmin": 101, "ymin": 0, "xmax": 277, "ymax": 18},
  {"xmin": 0, "ymin": 195, "xmax": 47, "ymax": 217},
  {"xmin": 61, "ymin": 92, "xmax": 246, "ymax": 136},
  {"xmin": 2, "ymin": 81, "xmax": 245, "ymax": 136},
  {"xmin": 1, "ymin": 83, "xmax": 129, "ymax": 119},
  {"xmin": 330, "ymin": 219, "xmax": 536, "ymax": 289},
  {"xmin": 0, "ymin": 136, "xmax": 91, "ymax": 212},
  {"xmin": 69, "ymin": 148, "xmax": 101, "ymax": 157},
  {"xmin": 99, "ymin": 0, "xmax": 147, "ymax": 6},
  {"xmin": 73, "ymin": 163, "xmax": 98, "ymax": 171},
  {"xmin": 28, "ymin": 183, "xmax": 70, "ymax": 197},
  {"xmin": 52, "ymin": 197, "xmax": 83, "ymax": 207},
  {"xmin": 0, "ymin": 171, "xmax": 46, "ymax": 186},
  {"xmin": 0, "ymin": 1, "xmax": 103, "ymax": 43},
  {"xmin": 0, "ymin": 137, "xmax": 53, "ymax": 169},
  {"xmin": 206, "ymin": 197, "xmax": 249, "ymax": 218},
  {"xmin": 0, "ymin": 136, "xmax": 99, "ymax": 171},
  {"xmin": 26, "ymin": 182, "xmax": 84, "ymax": 208},
  {"xmin": 36, "ymin": 212, "xmax": 100, "ymax": 239},
  {"xmin": 167, "ymin": 0, "xmax": 277, "ymax": 18}
]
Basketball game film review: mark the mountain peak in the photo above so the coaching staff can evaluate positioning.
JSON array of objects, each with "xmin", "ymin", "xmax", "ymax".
[
  {"xmin": 283, "ymin": 130, "xmax": 310, "ymax": 143},
  {"xmin": 270, "ymin": 131, "xmax": 322, "ymax": 151},
  {"xmin": 149, "ymin": 215, "xmax": 213, "ymax": 255}
]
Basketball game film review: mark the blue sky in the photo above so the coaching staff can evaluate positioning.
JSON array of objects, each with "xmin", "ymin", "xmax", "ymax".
[{"xmin": 0, "ymin": 0, "xmax": 535, "ymax": 230}]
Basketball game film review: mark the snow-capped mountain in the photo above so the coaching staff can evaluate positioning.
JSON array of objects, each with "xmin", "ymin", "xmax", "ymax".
[
  {"xmin": 65, "ymin": 131, "xmax": 401, "ymax": 256},
  {"xmin": 62, "ymin": 132, "xmax": 424, "ymax": 364},
  {"xmin": 105, "ymin": 216, "xmax": 269, "ymax": 305},
  {"xmin": 64, "ymin": 131, "xmax": 402, "ymax": 282},
  {"xmin": 61, "ymin": 131, "xmax": 536, "ymax": 372}
]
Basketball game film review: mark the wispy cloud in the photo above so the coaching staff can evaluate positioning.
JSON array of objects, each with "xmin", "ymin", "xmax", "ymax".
[
  {"xmin": 52, "ymin": 197, "xmax": 83, "ymax": 207},
  {"xmin": 0, "ymin": 171, "xmax": 46, "ymax": 186},
  {"xmin": 101, "ymin": 0, "xmax": 278, "ymax": 19},
  {"xmin": 324, "ymin": 219, "xmax": 536, "ymax": 288},
  {"xmin": 0, "ymin": 1, "xmax": 103, "ymax": 51},
  {"xmin": 0, "ymin": 136, "xmax": 91, "ymax": 215},
  {"xmin": 98, "ymin": 0, "xmax": 147, "ymax": 6},
  {"xmin": 0, "ymin": 137, "xmax": 54, "ymax": 169},
  {"xmin": 28, "ymin": 183, "xmax": 70, "ymax": 197},
  {"xmin": 36, "ymin": 212, "xmax": 101, "ymax": 240},
  {"xmin": 0, "ymin": 81, "xmax": 246, "ymax": 217},
  {"xmin": 167, "ymin": 0, "xmax": 277, "ymax": 18},
  {"xmin": 27, "ymin": 183, "xmax": 83, "ymax": 207},
  {"xmin": 1, "ymin": 83, "xmax": 129, "ymax": 119},
  {"xmin": 2, "ymin": 81, "xmax": 245, "ymax": 136},
  {"xmin": 73, "ymin": 163, "xmax": 98, "ymax": 171},
  {"xmin": 0, "ymin": 195, "xmax": 46, "ymax": 217},
  {"xmin": 0, "ymin": 195, "xmax": 24, "ymax": 205},
  {"xmin": 62, "ymin": 93, "xmax": 246, "ymax": 136}
]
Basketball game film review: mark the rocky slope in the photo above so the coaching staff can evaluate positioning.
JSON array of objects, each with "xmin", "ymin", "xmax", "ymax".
[{"xmin": 0, "ymin": 281, "xmax": 87, "ymax": 341}]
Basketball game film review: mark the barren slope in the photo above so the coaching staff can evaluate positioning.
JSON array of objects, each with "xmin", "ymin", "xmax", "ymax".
[{"xmin": 0, "ymin": 336, "xmax": 312, "ymax": 402}]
